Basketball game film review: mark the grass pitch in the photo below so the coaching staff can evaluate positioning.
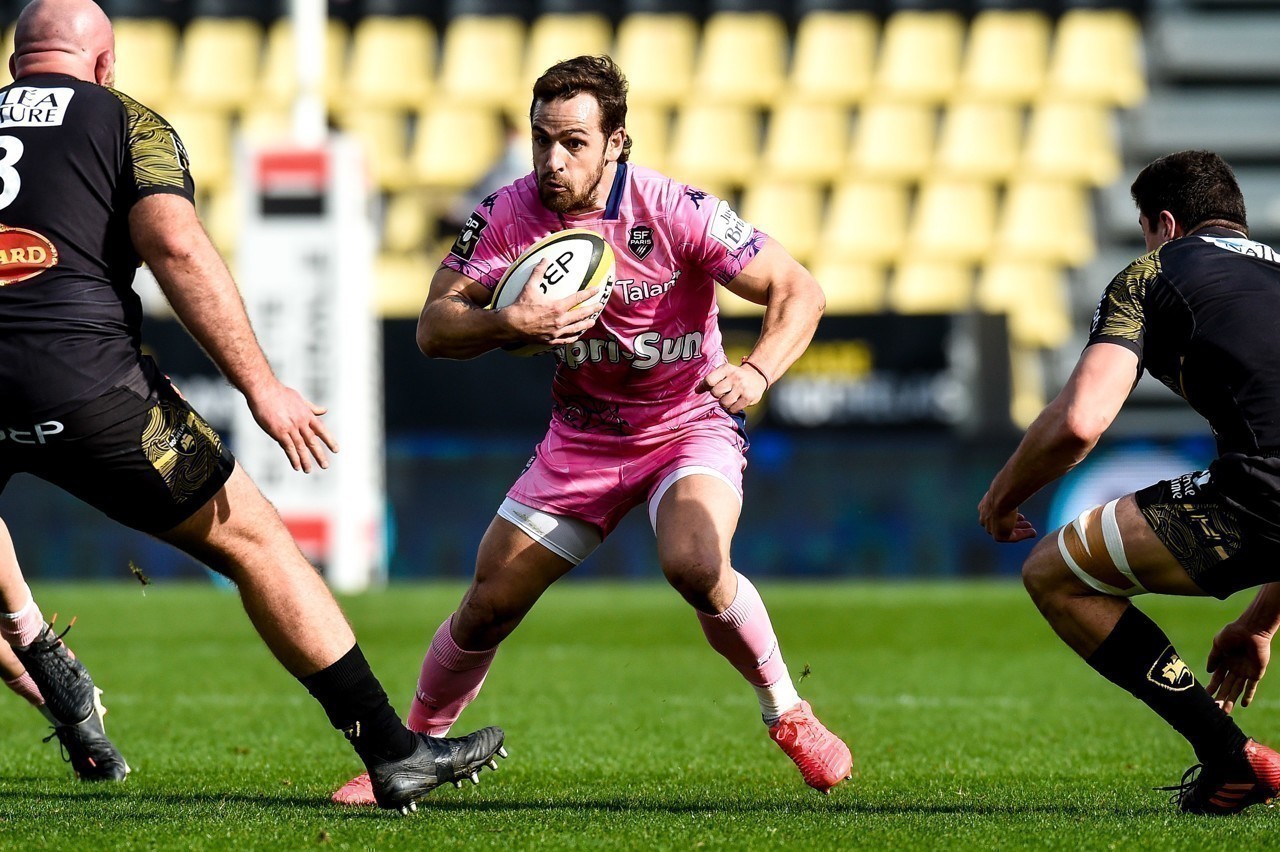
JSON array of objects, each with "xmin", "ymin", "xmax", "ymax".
[{"xmin": 0, "ymin": 580, "xmax": 1275, "ymax": 849}]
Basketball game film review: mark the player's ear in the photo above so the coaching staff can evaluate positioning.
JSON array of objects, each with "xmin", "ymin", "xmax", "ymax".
[
  {"xmin": 1158, "ymin": 210, "xmax": 1183, "ymax": 242},
  {"xmin": 605, "ymin": 126, "xmax": 625, "ymax": 164},
  {"xmin": 94, "ymin": 50, "xmax": 115, "ymax": 87}
]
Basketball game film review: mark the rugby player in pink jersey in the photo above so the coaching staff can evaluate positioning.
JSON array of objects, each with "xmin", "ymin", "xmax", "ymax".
[{"xmin": 334, "ymin": 55, "xmax": 851, "ymax": 804}]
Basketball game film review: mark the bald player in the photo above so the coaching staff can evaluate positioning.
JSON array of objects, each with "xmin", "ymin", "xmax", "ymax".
[{"xmin": 0, "ymin": 0, "xmax": 506, "ymax": 811}]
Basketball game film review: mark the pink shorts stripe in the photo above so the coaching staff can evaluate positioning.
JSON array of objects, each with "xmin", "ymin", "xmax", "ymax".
[{"xmin": 507, "ymin": 415, "xmax": 747, "ymax": 537}]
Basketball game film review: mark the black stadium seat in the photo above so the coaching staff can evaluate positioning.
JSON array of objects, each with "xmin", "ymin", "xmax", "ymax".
[{"xmin": 190, "ymin": 0, "xmax": 284, "ymax": 22}]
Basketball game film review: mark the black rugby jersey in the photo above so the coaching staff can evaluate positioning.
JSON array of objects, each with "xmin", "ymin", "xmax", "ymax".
[
  {"xmin": 1090, "ymin": 227, "xmax": 1280, "ymax": 455},
  {"xmin": 0, "ymin": 73, "xmax": 194, "ymax": 419}
]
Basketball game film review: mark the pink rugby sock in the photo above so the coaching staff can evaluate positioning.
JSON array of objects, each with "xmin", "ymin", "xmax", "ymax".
[
  {"xmin": 698, "ymin": 572, "xmax": 801, "ymax": 723},
  {"xmin": 0, "ymin": 591, "xmax": 45, "ymax": 648},
  {"xmin": 4, "ymin": 671, "xmax": 44, "ymax": 708},
  {"xmin": 406, "ymin": 615, "xmax": 497, "ymax": 736}
]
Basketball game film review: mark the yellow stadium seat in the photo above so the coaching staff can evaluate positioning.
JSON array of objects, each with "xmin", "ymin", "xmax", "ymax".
[
  {"xmin": 787, "ymin": 11, "xmax": 878, "ymax": 107},
  {"xmin": 1010, "ymin": 344, "xmax": 1047, "ymax": 427},
  {"xmin": 907, "ymin": 179, "xmax": 997, "ymax": 263},
  {"xmin": 411, "ymin": 104, "xmax": 505, "ymax": 191},
  {"xmin": 382, "ymin": 190, "xmax": 436, "ymax": 255},
  {"xmin": 958, "ymin": 10, "xmax": 1051, "ymax": 104},
  {"xmin": 872, "ymin": 11, "xmax": 964, "ymax": 104},
  {"xmin": 933, "ymin": 101, "xmax": 1022, "ymax": 181},
  {"xmin": 717, "ymin": 287, "xmax": 765, "ymax": 316},
  {"xmin": 238, "ymin": 106, "xmax": 293, "ymax": 145},
  {"xmin": 995, "ymin": 180, "xmax": 1096, "ymax": 267},
  {"xmin": 667, "ymin": 104, "xmax": 760, "ymax": 192},
  {"xmin": 820, "ymin": 180, "xmax": 910, "ymax": 265},
  {"xmin": 261, "ymin": 18, "xmax": 349, "ymax": 109},
  {"xmin": 375, "ymin": 252, "xmax": 435, "ymax": 319},
  {"xmin": 976, "ymin": 260, "xmax": 1071, "ymax": 349},
  {"xmin": 809, "ymin": 259, "xmax": 886, "ymax": 314},
  {"xmin": 888, "ymin": 260, "xmax": 974, "ymax": 313},
  {"xmin": 1046, "ymin": 9, "xmax": 1146, "ymax": 107},
  {"xmin": 163, "ymin": 107, "xmax": 233, "ymax": 192},
  {"xmin": 112, "ymin": 19, "xmax": 179, "ymax": 108},
  {"xmin": 0, "ymin": 25, "xmax": 12, "ymax": 88},
  {"xmin": 761, "ymin": 104, "xmax": 850, "ymax": 183},
  {"xmin": 438, "ymin": 16, "xmax": 526, "ymax": 109},
  {"xmin": 344, "ymin": 16, "xmax": 436, "ymax": 111},
  {"xmin": 1020, "ymin": 100, "xmax": 1121, "ymax": 187},
  {"xmin": 740, "ymin": 180, "xmax": 823, "ymax": 264},
  {"xmin": 613, "ymin": 13, "xmax": 698, "ymax": 108},
  {"xmin": 624, "ymin": 106, "xmax": 671, "ymax": 173},
  {"xmin": 693, "ymin": 12, "xmax": 788, "ymax": 107},
  {"xmin": 333, "ymin": 108, "xmax": 412, "ymax": 191},
  {"xmin": 522, "ymin": 14, "xmax": 612, "ymax": 91},
  {"xmin": 847, "ymin": 101, "xmax": 936, "ymax": 180},
  {"xmin": 200, "ymin": 186, "xmax": 241, "ymax": 257},
  {"xmin": 174, "ymin": 18, "xmax": 263, "ymax": 112}
]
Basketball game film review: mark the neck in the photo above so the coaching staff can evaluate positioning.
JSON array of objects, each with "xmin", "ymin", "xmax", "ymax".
[{"xmin": 1187, "ymin": 220, "xmax": 1248, "ymax": 239}]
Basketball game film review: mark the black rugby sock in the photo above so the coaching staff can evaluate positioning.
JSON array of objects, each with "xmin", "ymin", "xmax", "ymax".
[
  {"xmin": 299, "ymin": 644, "xmax": 417, "ymax": 763},
  {"xmin": 1086, "ymin": 605, "xmax": 1248, "ymax": 765}
]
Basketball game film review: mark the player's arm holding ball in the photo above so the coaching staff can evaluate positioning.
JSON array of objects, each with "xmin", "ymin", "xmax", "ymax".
[
  {"xmin": 700, "ymin": 239, "xmax": 826, "ymax": 414},
  {"xmin": 416, "ymin": 263, "xmax": 602, "ymax": 360}
]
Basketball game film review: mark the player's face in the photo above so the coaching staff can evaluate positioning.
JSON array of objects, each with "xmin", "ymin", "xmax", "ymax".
[{"xmin": 532, "ymin": 94, "xmax": 623, "ymax": 215}]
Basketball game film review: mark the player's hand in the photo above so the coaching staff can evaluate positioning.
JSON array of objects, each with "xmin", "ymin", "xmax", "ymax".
[
  {"xmin": 246, "ymin": 382, "xmax": 339, "ymax": 473},
  {"xmin": 501, "ymin": 259, "xmax": 603, "ymax": 346},
  {"xmin": 1206, "ymin": 620, "xmax": 1271, "ymax": 713},
  {"xmin": 699, "ymin": 363, "xmax": 767, "ymax": 414},
  {"xmin": 978, "ymin": 490, "xmax": 1037, "ymax": 542}
]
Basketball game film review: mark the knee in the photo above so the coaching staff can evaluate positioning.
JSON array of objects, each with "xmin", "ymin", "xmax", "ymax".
[
  {"xmin": 1021, "ymin": 535, "xmax": 1074, "ymax": 609},
  {"xmin": 660, "ymin": 549, "xmax": 727, "ymax": 603},
  {"xmin": 454, "ymin": 582, "xmax": 524, "ymax": 647}
]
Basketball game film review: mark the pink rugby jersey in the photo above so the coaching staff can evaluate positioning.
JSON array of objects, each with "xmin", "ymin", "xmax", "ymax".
[{"xmin": 443, "ymin": 164, "xmax": 768, "ymax": 435}]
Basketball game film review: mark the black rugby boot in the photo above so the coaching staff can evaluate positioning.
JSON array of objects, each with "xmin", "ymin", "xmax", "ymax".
[{"xmin": 367, "ymin": 727, "xmax": 507, "ymax": 814}]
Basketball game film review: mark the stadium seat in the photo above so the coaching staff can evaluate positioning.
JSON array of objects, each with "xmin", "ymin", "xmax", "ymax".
[
  {"xmin": 716, "ymin": 287, "xmax": 765, "ymax": 316},
  {"xmin": 0, "ymin": 25, "xmax": 11, "ymax": 88},
  {"xmin": 521, "ymin": 13, "xmax": 613, "ymax": 93},
  {"xmin": 887, "ymin": 260, "xmax": 974, "ymax": 314},
  {"xmin": 162, "ymin": 107, "xmax": 234, "ymax": 192},
  {"xmin": 1045, "ymin": 8, "xmax": 1146, "ymax": 107},
  {"xmin": 612, "ymin": 13, "xmax": 698, "ymax": 108},
  {"xmin": 692, "ymin": 12, "xmax": 788, "ymax": 107},
  {"xmin": 1020, "ymin": 100, "xmax": 1121, "ymax": 188},
  {"xmin": 344, "ymin": 16, "xmax": 437, "ymax": 111},
  {"xmin": 740, "ymin": 180, "xmax": 823, "ymax": 264},
  {"xmin": 786, "ymin": 11, "xmax": 878, "ymax": 107},
  {"xmin": 976, "ymin": 260, "xmax": 1071, "ymax": 349},
  {"xmin": 667, "ymin": 104, "xmax": 760, "ymax": 193},
  {"xmin": 847, "ymin": 101, "xmax": 936, "ymax": 181},
  {"xmin": 375, "ymin": 252, "xmax": 435, "ymax": 319},
  {"xmin": 995, "ymin": 180, "xmax": 1096, "ymax": 268},
  {"xmin": 932, "ymin": 101, "xmax": 1022, "ymax": 182},
  {"xmin": 808, "ymin": 258, "xmax": 886, "ymax": 314},
  {"xmin": 238, "ymin": 106, "xmax": 293, "ymax": 144},
  {"xmin": 381, "ymin": 190, "xmax": 438, "ymax": 255},
  {"xmin": 624, "ymin": 105, "xmax": 672, "ymax": 173},
  {"xmin": 872, "ymin": 10, "xmax": 964, "ymax": 104},
  {"xmin": 111, "ymin": 18, "xmax": 179, "ymax": 108},
  {"xmin": 261, "ymin": 18, "xmax": 350, "ymax": 109},
  {"xmin": 333, "ymin": 108, "xmax": 413, "ymax": 191},
  {"xmin": 906, "ymin": 179, "xmax": 997, "ymax": 263},
  {"xmin": 173, "ymin": 17, "xmax": 263, "ymax": 112},
  {"xmin": 820, "ymin": 179, "xmax": 910, "ymax": 266},
  {"xmin": 438, "ymin": 15, "xmax": 527, "ymax": 109},
  {"xmin": 957, "ymin": 9, "xmax": 1051, "ymax": 104},
  {"xmin": 411, "ymin": 104, "xmax": 506, "ymax": 190},
  {"xmin": 760, "ymin": 104, "xmax": 850, "ymax": 184},
  {"xmin": 200, "ymin": 185, "xmax": 241, "ymax": 257}
]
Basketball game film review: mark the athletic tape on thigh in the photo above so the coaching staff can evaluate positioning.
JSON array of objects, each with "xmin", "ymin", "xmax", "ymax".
[
  {"xmin": 647, "ymin": 465, "xmax": 743, "ymax": 533},
  {"xmin": 497, "ymin": 497, "xmax": 601, "ymax": 565},
  {"xmin": 1057, "ymin": 503, "xmax": 1145, "ymax": 597}
]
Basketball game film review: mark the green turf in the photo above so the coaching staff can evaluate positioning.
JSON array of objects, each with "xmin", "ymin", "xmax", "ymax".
[{"xmin": 0, "ymin": 580, "xmax": 1275, "ymax": 849}]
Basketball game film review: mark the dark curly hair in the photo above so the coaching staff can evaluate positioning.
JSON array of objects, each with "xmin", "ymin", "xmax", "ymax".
[{"xmin": 531, "ymin": 55, "xmax": 631, "ymax": 164}]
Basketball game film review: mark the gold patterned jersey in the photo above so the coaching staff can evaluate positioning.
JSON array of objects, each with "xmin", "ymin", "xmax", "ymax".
[
  {"xmin": 0, "ymin": 73, "xmax": 194, "ymax": 419},
  {"xmin": 1089, "ymin": 227, "xmax": 1280, "ymax": 453}
]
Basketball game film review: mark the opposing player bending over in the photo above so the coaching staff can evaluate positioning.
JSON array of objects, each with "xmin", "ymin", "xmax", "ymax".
[
  {"xmin": 333, "ymin": 55, "xmax": 850, "ymax": 804},
  {"xmin": 980, "ymin": 150, "xmax": 1280, "ymax": 814}
]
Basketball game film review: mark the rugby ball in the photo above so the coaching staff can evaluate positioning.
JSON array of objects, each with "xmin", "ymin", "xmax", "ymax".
[{"xmin": 489, "ymin": 228, "xmax": 615, "ymax": 356}]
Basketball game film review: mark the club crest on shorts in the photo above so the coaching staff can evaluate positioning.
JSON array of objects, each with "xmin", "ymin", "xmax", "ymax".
[
  {"xmin": 627, "ymin": 225, "xmax": 654, "ymax": 260},
  {"xmin": 1147, "ymin": 645, "xmax": 1195, "ymax": 691}
]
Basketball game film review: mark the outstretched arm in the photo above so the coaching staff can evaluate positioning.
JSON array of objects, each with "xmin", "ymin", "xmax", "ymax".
[
  {"xmin": 129, "ymin": 193, "xmax": 336, "ymax": 472},
  {"xmin": 704, "ymin": 239, "xmax": 825, "ymax": 414},
  {"xmin": 1206, "ymin": 582, "xmax": 1280, "ymax": 713},
  {"xmin": 979, "ymin": 342, "xmax": 1139, "ymax": 541}
]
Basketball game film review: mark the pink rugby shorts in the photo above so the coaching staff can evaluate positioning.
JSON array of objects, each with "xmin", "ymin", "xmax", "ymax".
[{"xmin": 507, "ymin": 414, "xmax": 747, "ymax": 537}]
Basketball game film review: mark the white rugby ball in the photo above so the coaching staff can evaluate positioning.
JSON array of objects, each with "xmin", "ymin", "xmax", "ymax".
[{"xmin": 488, "ymin": 228, "xmax": 615, "ymax": 356}]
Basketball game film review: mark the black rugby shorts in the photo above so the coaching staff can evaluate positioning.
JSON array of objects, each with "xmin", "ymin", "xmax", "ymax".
[
  {"xmin": 1135, "ymin": 465, "xmax": 1280, "ymax": 599},
  {"xmin": 0, "ymin": 382, "xmax": 235, "ymax": 534}
]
